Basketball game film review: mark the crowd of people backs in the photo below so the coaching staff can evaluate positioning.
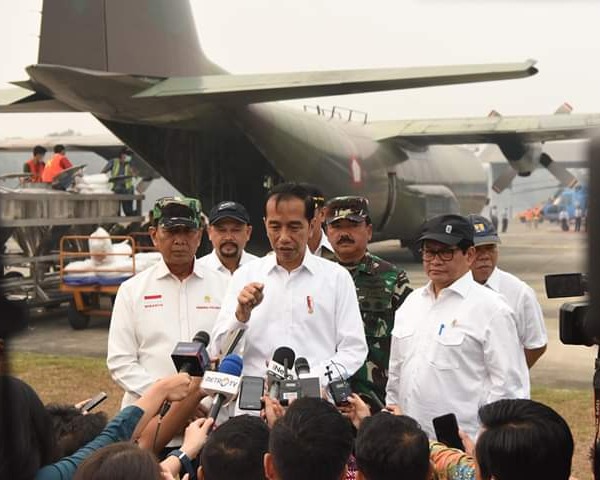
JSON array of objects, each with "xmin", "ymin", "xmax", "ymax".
[
  {"xmin": 0, "ymin": 181, "xmax": 589, "ymax": 479},
  {"xmin": 0, "ymin": 372, "xmax": 584, "ymax": 480}
]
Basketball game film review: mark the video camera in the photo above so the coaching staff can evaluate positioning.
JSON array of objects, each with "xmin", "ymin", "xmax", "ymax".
[{"xmin": 545, "ymin": 273, "xmax": 596, "ymax": 346}]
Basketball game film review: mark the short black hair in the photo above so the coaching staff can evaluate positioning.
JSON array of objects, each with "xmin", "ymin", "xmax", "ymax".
[
  {"xmin": 33, "ymin": 145, "xmax": 47, "ymax": 156},
  {"xmin": 119, "ymin": 147, "xmax": 132, "ymax": 156},
  {"xmin": 265, "ymin": 183, "xmax": 315, "ymax": 222},
  {"xmin": 201, "ymin": 415, "xmax": 269, "ymax": 480},
  {"xmin": 457, "ymin": 238, "xmax": 474, "ymax": 253},
  {"xmin": 73, "ymin": 442, "xmax": 162, "ymax": 480},
  {"xmin": 53, "ymin": 144, "xmax": 65, "ymax": 153},
  {"xmin": 476, "ymin": 399, "xmax": 573, "ymax": 480},
  {"xmin": 269, "ymin": 397, "xmax": 353, "ymax": 480},
  {"xmin": 45, "ymin": 404, "xmax": 108, "ymax": 457},
  {"xmin": 355, "ymin": 413, "xmax": 429, "ymax": 480}
]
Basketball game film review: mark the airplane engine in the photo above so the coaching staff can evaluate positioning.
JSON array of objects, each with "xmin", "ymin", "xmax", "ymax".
[
  {"xmin": 498, "ymin": 140, "xmax": 542, "ymax": 176},
  {"xmin": 492, "ymin": 139, "xmax": 578, "ymax": 193}
]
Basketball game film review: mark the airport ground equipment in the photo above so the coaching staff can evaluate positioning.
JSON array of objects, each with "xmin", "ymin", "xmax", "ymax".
[
  {"xmin": 0, "ymin": 186, "xmax": 144, "ymax": 318},
  {"xmin": 59, "ymin": 235, "xmax": 137, "ymax": 330}
]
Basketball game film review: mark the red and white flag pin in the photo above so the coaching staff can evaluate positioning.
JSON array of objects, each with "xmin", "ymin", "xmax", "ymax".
[{"xmin": 306, "ymin": 296, "xmax": 314, "ymax": 314}]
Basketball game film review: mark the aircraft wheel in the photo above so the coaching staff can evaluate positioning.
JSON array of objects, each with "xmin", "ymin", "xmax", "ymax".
[{"xmin": 68, "ymin": 298, "xmax": 90, "ymax": 330}]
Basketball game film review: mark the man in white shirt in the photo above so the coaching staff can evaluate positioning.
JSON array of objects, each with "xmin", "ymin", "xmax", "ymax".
[
  {"xmin": 197, "ymin": 200, "xmax": 258, "ymax": 276},
  {"xmin": 211, "ymin": 183, "xmax": 368, "ymax": 386},
  {"xmin": 386, "ymin": 214, "xmax": 529, "ymax": 439},
  {"xmin": 468, "ymin": 214, "xmax": 547, "ymax": 368},
  {"xmin": 301, "ymin": 183, "xmax": 335, "ymax": 259},
  {"xmin": 107, "ymin": 197, "xmax": 229, "ymax": 409}
]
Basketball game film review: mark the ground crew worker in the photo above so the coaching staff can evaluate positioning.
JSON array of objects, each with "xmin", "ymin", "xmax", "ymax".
[
  {"xmin": 22, "ymin": 145, "xmax": 47, "ymax": 183},
  {"xmin": 41, "ymin": 144, "xmax": 73, "ymax": 184},
  {"xmin": 102, "ymin": 147, "xmax": 136, "ymax": 216},
  {"xmin": 324, "ymin": 196, "xmax": 412, "ymax": 406}
]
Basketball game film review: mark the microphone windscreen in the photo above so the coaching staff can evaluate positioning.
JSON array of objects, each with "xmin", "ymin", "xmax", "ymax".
[
  {"xmin": 273, "ymin": 346, "xmax": 295, "ymax": 367},
  {"xmin": 219, "ymin": 354, "xmax": 243, "ymax": 376},
  {"xmin": 295, "ymin": 357, "xmax": 310, "ymax": 375},
  {"xmin": 193, "ymin": 331, "xmax": 211, "ymax": 346}
]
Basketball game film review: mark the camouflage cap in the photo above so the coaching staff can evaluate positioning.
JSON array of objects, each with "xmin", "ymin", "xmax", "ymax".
[
  {"xmin": 325, "ymin": 196, "xmax": 370, "ymax": 224},
  {"xmin": 152, "ymin": 196, "xmax": 202, "ymax": 230}
]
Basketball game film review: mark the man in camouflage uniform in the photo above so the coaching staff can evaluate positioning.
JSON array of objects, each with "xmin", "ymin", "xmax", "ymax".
[{"xmin": 324, "ymin": 196, "xmax": 412, "ymax": 406}]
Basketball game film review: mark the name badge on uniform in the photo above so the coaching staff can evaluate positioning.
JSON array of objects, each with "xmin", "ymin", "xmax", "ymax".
[{"xmin": 143, "ymin": 294, "xmax": 163, "ymax": 309}]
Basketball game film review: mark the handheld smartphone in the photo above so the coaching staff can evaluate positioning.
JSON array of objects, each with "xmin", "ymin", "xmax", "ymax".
[
  {"xmin": 432, "ymin": 413, "xmax": 464, "ymax": 450},
  {"xmin": 80, "ymin": 392, "xmax": 108, "ymax": 412},
  {"xmin": 239, "ymin": 376, "xmax": 265, "ymax": 410}
]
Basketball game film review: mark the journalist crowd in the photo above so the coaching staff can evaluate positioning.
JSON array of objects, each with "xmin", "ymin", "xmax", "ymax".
[{"xmin": 0, "ymin": 182, "xmax": 593, "ymax": 480}]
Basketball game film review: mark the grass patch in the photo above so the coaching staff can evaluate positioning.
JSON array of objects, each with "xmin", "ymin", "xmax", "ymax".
[{"xmin": 5, "ymin": 353, "xmax": 597, "ymax": 479}]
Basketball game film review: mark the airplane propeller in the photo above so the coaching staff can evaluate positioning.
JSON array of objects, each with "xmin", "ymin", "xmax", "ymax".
[{"xmin": 490, "ymin": 103, "xmax": 580, "ymax": 193}]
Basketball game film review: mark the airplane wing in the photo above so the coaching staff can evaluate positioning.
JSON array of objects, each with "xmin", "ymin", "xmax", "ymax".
[
  {"xmin": 0, "ymin": 87, "xmax": 76, "ymax": 113},
  {"xmin": 0, "ymin": 134, "xmax": 124, "ymax": 158},
  {"xmin": 134, "ymin": 60, "xmax": 537, "ymax": 102},
  {"xmin": 367, "ymin": 113, "xmax": 600, "ymax": 145}
]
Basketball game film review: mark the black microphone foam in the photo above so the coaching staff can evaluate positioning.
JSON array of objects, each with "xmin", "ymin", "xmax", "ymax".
[
  {"xmin": 193, "ymin": 331, "xmax": 210, "ymax": 346},
  {"xmin": 273, "ymin": 346, "xmax": 295, "ymax": 367},
  {"xmin": 295, "ymin": 357, "xmax": 310, "ymax": 376}
]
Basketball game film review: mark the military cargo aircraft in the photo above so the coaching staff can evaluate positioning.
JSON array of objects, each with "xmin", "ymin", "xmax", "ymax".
[{"xmin": 1, "ymin": 0, "xmax": 599, "ymax": 251}]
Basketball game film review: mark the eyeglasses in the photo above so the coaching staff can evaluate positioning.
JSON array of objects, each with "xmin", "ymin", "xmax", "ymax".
[{"xmin": 420, "ymin": 247, "xmax": 460, "ymax": 262}]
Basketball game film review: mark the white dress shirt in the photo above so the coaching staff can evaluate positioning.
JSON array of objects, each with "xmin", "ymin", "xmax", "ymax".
[
  {"xmin": 107, "ymin": 258, "xmax": 229, "ymax": 408},
  {"xmin": 485, "ymin": 267, "xmax": 547, "ymax": 350},
  {"xmin": 386, "ymin": 271, "xmax": 529, "ymax": 439},
  {"xmin": 210, "ymin": 250, "xmax": 368, "ymax": 386},
  {"xmin": 313, "ymin": 232, "xmax": 334, "ymax": 258},
  {"xmin": 197, "ymin": 249, "xmax": 258, "ymax": 277}
]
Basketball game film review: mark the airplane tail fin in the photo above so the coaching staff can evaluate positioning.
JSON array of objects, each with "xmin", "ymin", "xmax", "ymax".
[{"xmin": 38, "ymin": 0, "xmax": 222, "ymax": 77}]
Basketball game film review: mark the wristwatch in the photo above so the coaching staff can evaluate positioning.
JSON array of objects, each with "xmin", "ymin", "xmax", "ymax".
[{"xmin": 167, "ymin": 449, "xmax": 197, "ymax": 480}]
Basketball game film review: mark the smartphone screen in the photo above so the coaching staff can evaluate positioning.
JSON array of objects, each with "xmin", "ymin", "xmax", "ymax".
[
  {"xmin": 239, "ymin": 376, "xmax": 265, "ymax": 410},
  {"xmin": 432, "ymin": 413, "xmax": 464, "ymax": 450},
  {"xmin": 81, "ymin": 392, "xmax": 107, "ymax": 412}
]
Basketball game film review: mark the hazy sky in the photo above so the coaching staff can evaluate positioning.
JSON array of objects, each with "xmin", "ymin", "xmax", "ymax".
[{"xmin": 1, "ymin": 0, "xmax": 599, "ymax": 139}]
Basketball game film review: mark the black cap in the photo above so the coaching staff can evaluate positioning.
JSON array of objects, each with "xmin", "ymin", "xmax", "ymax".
[
  {"xmin": 209, "ymin": 201, "xmax": 250, "ymax": 225},
  {"xmin": 417, "ymin": 214, "xmax": 474, "ymax": 246},
  {"xmin": 467, "ymin": 214, "xmax": 501, "ymax": 246}
]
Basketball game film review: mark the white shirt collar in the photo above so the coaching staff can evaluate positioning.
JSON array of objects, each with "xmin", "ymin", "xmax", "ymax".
[
  {"xmin": 484, "ymin": 267, "xmax": 501, "ymax": 292},
  {"xmin": 155, "ymin": 257, "xmax": 203, "ymax": 280},
  {"xmin": 423, "ymin": 270, "xmax": 475, "ymax": 299},
  {"xmin": 263, "ymin": 248, "xmax": 316, "ymax": 276},
  {"xmin": 314, "ymin": 231, "xmax": 333, "ymax": 256}
]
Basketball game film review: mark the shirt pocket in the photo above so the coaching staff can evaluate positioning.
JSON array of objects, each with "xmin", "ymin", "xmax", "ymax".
[
  {"xmin": 393, "ymin": 324, "xmax": 416, "ymax": 364},
  {"xmin": 427, "ymin": 329, "xmax": 465, "ymax": 370}
]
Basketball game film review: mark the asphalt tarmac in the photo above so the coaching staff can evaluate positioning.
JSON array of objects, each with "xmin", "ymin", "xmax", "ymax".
[{"xmin": 7, "ymin": 219, "xmax": 593, "ymax": 388}]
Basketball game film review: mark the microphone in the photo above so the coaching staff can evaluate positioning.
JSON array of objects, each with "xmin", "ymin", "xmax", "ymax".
[
  {"xmin": 223, "ymin": 328, "xmax": 245, "ymax": 356},
  {"xmin": 202, "ymin": 354, "xmax": 243, "ymax": 421},
  {"xmin": 294, "ymin": 357, "xmax": 321, "ymax": 398},
  {"xmin": 171, "ymin": 331, "xmax": 211, "ymax": 377},
  {"xmin": 161, "ymin": 331, "xmax": 212, "ymax": 418},
  {"xmin": 267, "ymin": 347, "xmax": 296, "ymax": 399}
]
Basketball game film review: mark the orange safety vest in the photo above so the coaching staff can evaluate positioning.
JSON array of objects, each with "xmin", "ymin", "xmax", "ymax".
[
  {"xmin": 42, "ymin": 153, "xmax": 67, "ymax": 182},
  {"xmin": 25, "ymin": 158, "xmax": 45, "ymax": 183}
]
